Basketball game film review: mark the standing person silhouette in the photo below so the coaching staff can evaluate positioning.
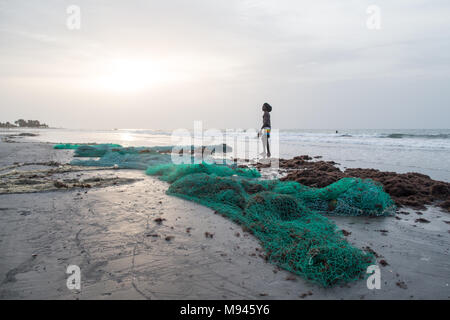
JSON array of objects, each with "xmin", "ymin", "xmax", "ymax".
[{"xmin": 257, "ymin": 102, "xmax": 272, "ymax": 158}]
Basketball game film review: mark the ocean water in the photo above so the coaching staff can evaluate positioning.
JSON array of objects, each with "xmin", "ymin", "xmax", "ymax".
[
  {"xmin": 3, "ymin": 128, "xmax": 449, "ymax": 182},
  {"xmin": 278, "ymin": 129, "xmax": 450, "ymax": 183}
]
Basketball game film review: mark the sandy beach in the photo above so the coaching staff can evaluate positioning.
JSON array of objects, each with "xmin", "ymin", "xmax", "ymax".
[{"xmin": 0, "ymin": 134, "xmax": 449, "ymax": 300}]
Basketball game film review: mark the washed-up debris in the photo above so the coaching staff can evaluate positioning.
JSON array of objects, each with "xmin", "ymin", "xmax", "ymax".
[
  {"xmin": 379, "ymin": 259, "xmax": 389, "ymax": 267},
  {"xmin": 204, "ymin": 232, "xmax": 214, "ymax": 239},
  {"xmin": 54, "ymin": 180, "xmax": 68, "ymax": 188},
  {"xmin": 146, "ymin": 233, "xmax": 159, "ymax": 237},
  {"xmin": 376, "ymin": 229, "xmax": 389, "ymax": 236},
  {"xmin": 286, "ymin": 275, "xmax": 297, "ymax": 281},
  {"xmin": 0, "ymin": 164, "xmax": 140, "ymax": 194},
  {"xmin": 342, "ymin": 230, "xmax": 351, "ymax": 236},
  {"xmin": 363, "ymin": 246, "xmax": 380, "ymax": 258},
  {"xmin": 299, "ymin": 291, "xmax": 313, "ymax": 298},
  {"xmin": 154, "ymin": 218, "xmax": 166, "ymax": 225}
]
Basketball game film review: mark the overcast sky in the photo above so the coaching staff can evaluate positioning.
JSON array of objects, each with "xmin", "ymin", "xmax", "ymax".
[{"xmin": 0, "ymin": 0, "xmax": 449, "ymax": 129}]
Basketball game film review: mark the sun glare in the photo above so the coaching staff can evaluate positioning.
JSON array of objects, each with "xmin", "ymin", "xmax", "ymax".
[{"xmin": 94, "ymin": 59, "xmax": 174, "ymax": 93}]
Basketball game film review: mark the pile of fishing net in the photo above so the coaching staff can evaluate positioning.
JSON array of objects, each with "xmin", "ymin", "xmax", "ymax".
[
  {"xmin": 53, "ymin": 143, "xmax": 122, "ymax": 150},
  {"xmin": 54, "ymin": 144, "xmax": 229, "ymax": 170},
  {"xmin": 148, "ymin": 164, "xmax": 394, "ymax": 286},
  {"xmin": 55, "ymin": 143, "xmax": 396, "ymax": 287}
]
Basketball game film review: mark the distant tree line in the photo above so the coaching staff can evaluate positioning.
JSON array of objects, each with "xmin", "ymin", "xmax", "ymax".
[{"xmin": 0, "ymin": 119, "xmax": 49, "ymax": 128}]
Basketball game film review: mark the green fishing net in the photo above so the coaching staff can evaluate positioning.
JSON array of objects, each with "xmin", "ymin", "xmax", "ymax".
[
  {"xmin": 163, "ymin": 172, "xmax": 393, "ymax": 286},
  {"xmin": 56, "ymin": 144, "xmax": 232, "ymax": 170},
  {"xmin": 53, "ymin": 143, "xmax": 122, "ymax": 150},
  {"xmin": 146, "ymin": 162, "xmax": 261, "ymax": 183},
  {"xmin": 56, "ymin": 143, "xmax": 396, "ymax": 287}
]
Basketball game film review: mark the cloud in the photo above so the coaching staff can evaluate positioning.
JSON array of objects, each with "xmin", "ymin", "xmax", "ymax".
[{"xmin": 0, "ymin": 0, "xmax": 449, "ymax": 128}]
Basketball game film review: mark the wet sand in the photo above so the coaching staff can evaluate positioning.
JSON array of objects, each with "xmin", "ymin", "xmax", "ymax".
[{"xmin": 0, "ymin": 136, "xmax": 449, "ymax": 299}]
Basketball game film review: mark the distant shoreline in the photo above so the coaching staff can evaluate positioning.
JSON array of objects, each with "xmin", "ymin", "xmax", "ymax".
[
  {"xmin": 0, "ymin": 126, "xmax": 61, "ymax": 130},
  {"xmin": 0, "ymin": 119, "xmax": 50, "ymax": 129}
]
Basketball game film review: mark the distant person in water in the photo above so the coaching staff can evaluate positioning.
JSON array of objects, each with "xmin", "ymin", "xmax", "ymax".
[{"xmin": 257, "ymin": 102, "xmax": 272, "ymax": 158}]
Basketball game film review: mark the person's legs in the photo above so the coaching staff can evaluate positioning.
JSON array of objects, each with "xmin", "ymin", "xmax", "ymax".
[
  {"xmin": 261, "ymin": 134, "xmax": 267, "ymax": 157},
  {"xmin": 261, "ymin": 131, "xmax": 271, "ymax": 158}
]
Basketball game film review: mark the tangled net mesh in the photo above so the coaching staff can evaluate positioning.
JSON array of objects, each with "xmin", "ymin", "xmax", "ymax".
[
  {"xmin": 55, "ymin": 143, "xmax": 396, "ymax": 287},
  {"xmin": 53, "ymin": 143, "xmax": 122, "ymax": 150}
]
